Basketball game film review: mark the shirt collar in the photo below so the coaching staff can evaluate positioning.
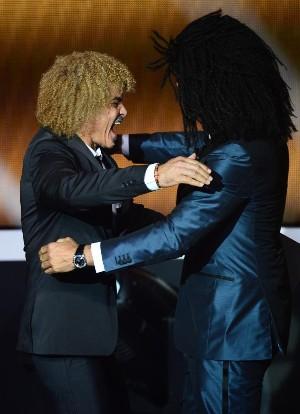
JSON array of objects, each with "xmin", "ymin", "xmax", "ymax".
[{"xmin": 85, "ymin": 143, "xmax": 102, "ymax": 158}]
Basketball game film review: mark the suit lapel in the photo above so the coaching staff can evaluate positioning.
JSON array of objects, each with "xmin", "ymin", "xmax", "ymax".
[
  {"xmin": 65, "ymin": 135, "xmax": 125, "ymax": 235},
  {"xmin": 66, "ymin": 136, "xmax": 105, "ymax": 170},
  {"xmin": 101, "ymin": 149, "xmax": 117, "ymax": 169}
]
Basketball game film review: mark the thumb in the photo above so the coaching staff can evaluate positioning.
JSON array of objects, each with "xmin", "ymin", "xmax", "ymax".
[{"xmin": 188, "ymin": 153, "xmax": 197, "ymax": 159}]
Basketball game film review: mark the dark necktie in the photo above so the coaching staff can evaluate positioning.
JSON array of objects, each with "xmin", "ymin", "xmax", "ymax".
[
  {"xmin": 95, "ymin": 152, "xmax": 121, "ymax": 234},
  {"xmin": 95, "ymin": 154, "xmax": 109, "ymax": 169}
]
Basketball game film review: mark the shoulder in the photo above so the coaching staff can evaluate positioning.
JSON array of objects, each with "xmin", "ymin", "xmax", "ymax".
[
  {"xmin": 24, "ymin": 129, "xmax": 78, "ymax": 171},
  {"xmin": 201, "ymin": 141, "xmax": 252, "ymax": 173},
  {"xmin": 27, "ymin": 128, "xmax": 72, "ymax": 156},
  {"xmin": 198, "ymin": 142, "xmax": 252, "ymax": 196},
  {"xmin": 206, "ymin": 141, "xmax": 251, "ymax": 161}
]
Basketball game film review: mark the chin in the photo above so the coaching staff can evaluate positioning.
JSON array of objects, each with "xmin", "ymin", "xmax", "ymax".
[{"xmin": 107, "ymin": 140, "xmax": 116, "ymax": 149}]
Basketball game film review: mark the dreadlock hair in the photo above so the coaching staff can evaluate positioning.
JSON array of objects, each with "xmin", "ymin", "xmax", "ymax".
[{"xmin": 149, "ymin": 10, "xmax": 296, "ymax": 145}]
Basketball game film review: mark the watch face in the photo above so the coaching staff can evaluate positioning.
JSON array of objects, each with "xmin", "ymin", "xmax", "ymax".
[{"xmin": 74, "ymin": 254, "xmax": 87, "ymax": 269}]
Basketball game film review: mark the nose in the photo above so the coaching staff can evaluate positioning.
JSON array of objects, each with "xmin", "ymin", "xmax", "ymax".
[{"xmin": 119, "ymin": 103, "xmax": 127, "ymax": 118}]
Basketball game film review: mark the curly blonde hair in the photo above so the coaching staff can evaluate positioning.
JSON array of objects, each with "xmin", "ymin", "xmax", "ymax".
[{"xmin": 36, "ymin": 51, "xmax": 136, "ymax": 137}]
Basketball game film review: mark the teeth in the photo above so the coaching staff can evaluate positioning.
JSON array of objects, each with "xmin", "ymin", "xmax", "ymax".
[{"xmin": 113, "ymin": 115, "xmax": 124, "ymax": 125}]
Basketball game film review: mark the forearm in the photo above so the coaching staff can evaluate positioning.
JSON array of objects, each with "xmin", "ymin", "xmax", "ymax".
[
  {"xmin": 125, "ymin": 132, "xmax": 206, "ymax": 163},
  {"xmin": 34, "ymin": 165, "xmax": 150, "ymax": 209}
]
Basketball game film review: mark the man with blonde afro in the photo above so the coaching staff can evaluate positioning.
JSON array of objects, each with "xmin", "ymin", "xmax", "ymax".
[{"xmin": 17, "ymin": 50, "xmax": 211, "ymax": 414}]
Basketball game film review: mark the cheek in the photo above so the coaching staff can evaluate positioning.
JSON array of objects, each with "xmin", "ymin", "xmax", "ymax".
[{"xmin": 95, "ymin": 119, "xmax": 107, "ymax": 133}]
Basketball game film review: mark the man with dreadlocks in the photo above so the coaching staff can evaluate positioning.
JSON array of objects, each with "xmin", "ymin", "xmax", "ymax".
[{"xmin": 40, "ymin": 10, "xmax": 295, "ymax": 413}]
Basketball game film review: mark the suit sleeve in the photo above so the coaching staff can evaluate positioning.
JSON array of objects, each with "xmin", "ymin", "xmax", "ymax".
[
  {"xmin": 101, "ymin": 145, "xmax": 252, "ymax": 271},
  {"xmin": 118, "ymin": 202, "xmax": 165, "ymax": 234},
  {"xmin": 127, "ymin": 132, "xmax": 206, "ymax": 163},
  {"xmin": 29, "ymin": 139, "xmax": 150, "ymax": 210}
]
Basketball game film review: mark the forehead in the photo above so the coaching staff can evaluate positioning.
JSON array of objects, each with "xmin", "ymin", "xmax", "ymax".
[{"xmin": 109, "ymin": 85, "xmax": 124, "ymax": 100}]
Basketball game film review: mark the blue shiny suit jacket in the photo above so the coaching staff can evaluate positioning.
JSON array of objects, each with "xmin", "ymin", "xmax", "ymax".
[{"xmin": 102, "ymin": 132, "xmax": 291, "ymax": 360}]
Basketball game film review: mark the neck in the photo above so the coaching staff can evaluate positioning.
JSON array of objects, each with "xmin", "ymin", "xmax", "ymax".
[{"xmin": 76, "ymin": 132, "xmax": 96, "ymax": 149}]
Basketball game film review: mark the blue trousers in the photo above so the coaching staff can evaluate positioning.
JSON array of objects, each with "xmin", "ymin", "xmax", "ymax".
[{"xmin": 181, "ymin": 358, "xmax": 271, "ymax": 414}]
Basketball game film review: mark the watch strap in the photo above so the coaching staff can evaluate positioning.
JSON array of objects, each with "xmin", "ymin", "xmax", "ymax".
[{"xmin": 75, "ymin": 244, "xmax": 85, "ymax": 256}]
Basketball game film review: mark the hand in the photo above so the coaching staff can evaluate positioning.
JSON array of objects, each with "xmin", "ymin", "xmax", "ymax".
[
  {"xmin": 157, "ymin": 153, "xmax": 212, "ymax": 188},
  {"xmin": 39, "ymin": 237, "xmax": 79, "ymax": 274}
]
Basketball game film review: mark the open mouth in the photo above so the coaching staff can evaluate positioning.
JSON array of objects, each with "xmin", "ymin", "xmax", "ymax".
[
  {"xmin": 113, "ymin": 115, "xmax": 125, "ymax": 126},
  {"xmin": 110, "ymin": 115, "xmax": 125, "ymax": 140}
]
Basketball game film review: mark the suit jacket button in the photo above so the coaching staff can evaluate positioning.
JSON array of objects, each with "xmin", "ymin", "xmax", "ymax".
[{"xmin": 115, "ymin": 256, "xmax": 122, "ymax": 265}]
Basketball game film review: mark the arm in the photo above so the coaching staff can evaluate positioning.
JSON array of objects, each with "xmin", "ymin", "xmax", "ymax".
[
  {"xmin": 100, "ymin": 146, "xmax": 251, "ymax": 271},
  {"xmin": 123, "ymin": 131, "xmax": 207, "ymax": 164},
  {"xmin": 30, "ymin": 139, "xmax": 150, "ymax": 210},
  {"xmin": 39, "ymin": 144, "xmax": 251, "ymax": 273},
  {"xmin": 30, "ymin": 139, "xmax": 211, "ymax": 211}
]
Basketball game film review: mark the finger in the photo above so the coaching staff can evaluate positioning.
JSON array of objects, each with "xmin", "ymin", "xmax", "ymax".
[
  {"xmin": 193, "ymin": 169, "xmax": 213, "ymax": 185},
  {"xmin": 178, "ymin": 165, "xmax": 212, "ymax": 184},
  {"xmin": 188, "ymin": 153, "xmax": 197, "ymax": 159},
  {"xmin": 44, "ymin": 267, "xmax": 54, "ymax": 274},
  {"xmin": 198, "ymin": 162, "xmax": 211, "ymax": 174},
  {"xmin": 39, "ymin": 252, "xmax": 49, "ymax": 262},
  {"xmin": 180, "ymin": 160, "xmax": 212, "ymax": 176},
  {"xmin": 178, "ymin": 158, "xmax": 211, "ymax": 173},
  {"xmin": 39, "ymin": 245, "xmax": 48, "ymax": 255},
  {"xmin": 180, "ymin": 162, "xmax": 211, "ymax": 176},
  {"xmin": 41, "ymin": 260, "xmax": 52, "ymax": 270},
  {"xmin": 182, "ymin": 174, "xmax": 212, "ymax": 188},
  {"xmin": 179, "ymin": 176, "xmax": 204, "ymax": 187},
  {"xmin": 57, "ymin": 238, "xmax": 67, "ymax": 243}
]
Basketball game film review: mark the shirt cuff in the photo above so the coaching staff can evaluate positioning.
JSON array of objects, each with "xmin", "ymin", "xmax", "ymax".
[
  {"xmin": 121, "ymin": 134, "xmax": 129, "ymax": 156},
  {"xmin": 144, "ymin": 163, "xmax": 160, "ymax": 191},
  {"xmin": 91, "ymin": 242, "xmax": 105, "ymax": 273}
]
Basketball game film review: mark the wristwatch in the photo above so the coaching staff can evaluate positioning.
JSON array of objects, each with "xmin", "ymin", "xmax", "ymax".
[{"xmin": 73, "ymin": 244, "xmax": 87, "ymax": 269}]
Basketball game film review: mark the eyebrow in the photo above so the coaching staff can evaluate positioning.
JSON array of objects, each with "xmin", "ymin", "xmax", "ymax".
[{"xmin": 111, "ymin": 96, "xmax": 122, "ymax": 103}]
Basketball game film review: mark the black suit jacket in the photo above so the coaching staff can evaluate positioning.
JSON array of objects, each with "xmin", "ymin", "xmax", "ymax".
[{"xmin": 17, "ymin": 128, "xmax": 159, "ymax": 356}]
